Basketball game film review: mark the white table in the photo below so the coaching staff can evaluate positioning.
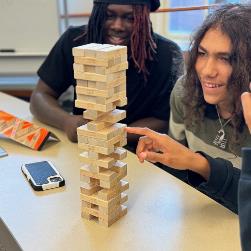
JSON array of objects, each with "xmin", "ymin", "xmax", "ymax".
[{"xmin": 0, "ymin": 92, "xmax": 240, "ymax": 251}]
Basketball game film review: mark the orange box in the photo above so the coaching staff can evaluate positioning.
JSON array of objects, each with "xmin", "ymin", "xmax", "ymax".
[{"xmin": 0, "ymin": 110, "xmax": 52, "ymax": 150}]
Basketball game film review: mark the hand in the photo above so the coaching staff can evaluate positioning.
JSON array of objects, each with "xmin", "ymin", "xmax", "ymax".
[
  {"xmin": 241, "ymin": 82, "xmax": 251, "ymax": 133},
  {"xmin": 63, "ymin": 115, "xmax": 87, "ymax": 142},
  {"xmin": 126, "ymin": 127, "xmax": 210, "ymax": 179}
]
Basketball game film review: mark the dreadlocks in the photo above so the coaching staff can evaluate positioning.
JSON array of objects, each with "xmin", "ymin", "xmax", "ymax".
[
  {"xmin": 130, "ymin": 5, "xmax": 157, "ymax": 81},
  {"xmin": 84, "ymin": 3, "xmax": 157, "ymax": 81},
  {"xmin": 86, "ymin": 3, "xmax": 108, "ymax": 43}
]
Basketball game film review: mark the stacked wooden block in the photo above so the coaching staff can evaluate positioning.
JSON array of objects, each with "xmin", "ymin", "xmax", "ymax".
[{"xmin": 73, "ymin": 43, "xmax": 129, "ymax": 227}]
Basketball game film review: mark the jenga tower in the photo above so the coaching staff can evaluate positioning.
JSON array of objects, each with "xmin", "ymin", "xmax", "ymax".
[{"xmin": 73, "ymin": 43, "xmax": 129, "ymax": 227}]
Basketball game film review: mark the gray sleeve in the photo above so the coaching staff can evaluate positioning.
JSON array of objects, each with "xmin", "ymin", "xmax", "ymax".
[{"xmin": 169, "ymin": 76, "xmax": 187, "ymax": 144}]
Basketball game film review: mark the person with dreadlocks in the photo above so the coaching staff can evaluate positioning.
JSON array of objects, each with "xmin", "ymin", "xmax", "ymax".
[
  {"xmin": 30, "ymin": 0, "xmax": 183, "ymax": 146},
  {"xmin": 126, "ymin": 3, "xmax": 251, "ymax": 213}
]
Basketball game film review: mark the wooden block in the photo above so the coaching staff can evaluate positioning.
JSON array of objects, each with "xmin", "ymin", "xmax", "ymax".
[
  {"xmin": 78, "ymin": 128, "xmax": 126, "ymax": 149},
  {"xmin": 95, "ymin": 109, "xmax": 126, "ymax": 124},
  {"xmin": 73, "ymin": 63, "xmax": 84, "ymax": 72},
  {"xmin": 74, "ymin": 65, "xmax": 97, "ymax": 73},
  {"xmin": 79, "ymin": 151, "xmax": 115, "ymax": 169},
  {"xmin": 76, "ymin": 94, "xmax": 97, "ymax": 103},
  {"xmin": 83, "ymin": 108, "xmax": 126, "ymax": 122},
  {"xmin": 87, "ymin": 151, "xmax": 101, "ymax": 160},
  {"xmin": 72, "ymin": 43, "xmax": 101, "ymax": 57},
  {"xmin": 98, "ymin": 180, "xmax": 129, "ymax": 200},
  {"xmin": 86, "ymin": 163, "xmax": 102, "ymax": 173},
  {"xmin": 96, "ymin": 45, "xmax": 127, "ymax": 59},
  {"xmin": 114, "ymin": 97, "xmax": 127, "ymax": 107},
  {"xmin": 77, "ymin": 91, "xmax": 126, "ymax": 106},
  {"xmin": 75, "ymin": 99, "xmax": 115, "ymax": 112},
  {"xmin": 99, "ymin": 194, "xmax": 128, "ymax": 214},
  {"xmin": 80, "ymin": 164, "xmax": 117, "ymax": 182},
  {"xmin": 87, "ymin": 81, "xmax": 97, "ymax": 88},
  {"xmin": 76, "ymin": 86, "xmax": 114, "ymax": 98},
  {"xmin": 95, "ymin": 76, "xmax": 126, "ymax": 90},
  {"xmin": 95, "ymin": 61, "xmax": 128, "ymax": 75},
  {"xmin": 82, "ymin": 201, "xmax": 92, "ymax": 208},
  {"xmin": 121, "ymin": 54, "xmax": 127, "ymax": 62},
  {"xmin": 85, "ymin": 44, "xmax": 113, "ymax": 58},
  {"xmin": 76, "ymin": 79, "xmax": 88, "ymax": 87},
  {"xmin": 78, "ymin": 142, "xmax": 114, "ymax": 155},
  {"xmin": 77, "ymin": 134, "xmax": 89, "ymax": 144},
  {"xmin": 79, "ymin": 131, "xmax": 126, "ymax": 149},
  {"xmin": 100, "ymin": 205, "xmax": 127, "ymax": 227},
  {"xmin": 87, "ymin": 120, "xmax": 113, "ymax": 131},
  {"xmin": 95, "ymin": 66, "xmax": 106, "ymax": 75},
  {"xmin": 95, "ymin": 91, "xmax": 126, "ymax": 105},
  {"xmin": 109, "ymin": 147, "xmax": 127, "ymax": 160},
  {"xmin": 82, "ymin": 204, "xmax": 127, "ymax": 227},
  {"xmin": 74, "ymin": 70, "xmax": 126, "ymax": 83},
  {"xmin": 115, "ymin": 136, "xmax": 127, "ymax": 147},
  {"xmin": 114, "ymin": 56, "xmax": 121, "ymax": 65},
  {"xmin": 83, "ymin": 110, "xmax": 106, "ymax": 120},
  {"xmin": 111, "ymin": 160, "xmax": 127, "ymax": 173},
  {"xmin": 80, "ymin": 175, "xmax": 93, "ymax": 183},
  {"xmin": 80, "ymin": 181, "xmax": 101, "ymax": 195},
  {"xmin": 86, "ymin": 65, "xmax": 96, "ymax": 73},
  {"xmin": 77, "ymin": 123, "xmax": 126, "ymax": 140},
  {"xmin": 99, "ymin": 164, "xmax": 127, "ymax": 189},
  {"xmin": 73, "ymin": 43, "xmax": 113, "ymax": 57},
  {"xmin": 74, "ymin": 57, "xmax": 109, "ymax": 67},
  {"xmin": 114, "ymin": 82, "xmax": 126, "ymax": 93},
  {"xmin": 81, "ymin": 191, "xmax": 127, "ymax": 208}
]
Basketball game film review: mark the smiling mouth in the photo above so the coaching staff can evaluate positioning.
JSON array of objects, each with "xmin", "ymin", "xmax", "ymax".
[
  {"xmin": 204, "ymin": 82, "xmax": 224, "ymax": 88},
  {"xmin": 107, "ymin": 36, "xmax": 127, "ymax": 45}
]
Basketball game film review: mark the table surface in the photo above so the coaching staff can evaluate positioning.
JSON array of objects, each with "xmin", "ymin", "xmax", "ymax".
[{"xmin": 0, "ymin": 92, "xmax": 240, "ymax": 251}]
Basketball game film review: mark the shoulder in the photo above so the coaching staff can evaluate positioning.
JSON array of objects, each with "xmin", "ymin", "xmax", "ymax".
[
  {"xmin": 66, "ymin": 25, "xmax": 87, "ymax": 37},
  {"xmin": 170, "ymin": 76, "xmax": 186, "ymax": 114},
  {"xmin": 59, "ymin": 25, "xmax": 88, "ymax": 47},
  {"xmin": 154, "ymin": 33, "xmax": 182, "ymax": 55},
  {"xmin": 171, "ymin": 75, "xmax": 186, "ymax": 98}
]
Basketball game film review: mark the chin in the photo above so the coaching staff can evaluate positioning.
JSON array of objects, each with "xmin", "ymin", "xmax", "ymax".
[{"xmin": 203, "ymin": 95, "xmax": 221, "ymax": 105}]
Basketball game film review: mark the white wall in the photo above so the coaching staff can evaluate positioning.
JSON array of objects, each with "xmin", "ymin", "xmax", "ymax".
[{"xmin": 0, "ymin": 0, "xmax": 60, "ymax": 75}]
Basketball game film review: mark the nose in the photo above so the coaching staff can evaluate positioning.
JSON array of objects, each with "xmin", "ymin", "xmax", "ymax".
[
  {"xmin": 111, "ymin": 17, "xmax": 124, "ymax": 31},
  {"xmin": 201, "ymin": 57, "xmax": 217, "ymax": 78}
]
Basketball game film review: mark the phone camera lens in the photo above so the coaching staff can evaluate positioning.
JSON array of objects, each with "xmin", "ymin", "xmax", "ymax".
[{"xmin": 49, "ymin": 176, "xmax": 62, "ymax": 182}]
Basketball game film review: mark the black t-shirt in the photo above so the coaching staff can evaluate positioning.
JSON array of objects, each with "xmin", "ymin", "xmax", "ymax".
[{"xmin": 38, "ymin": 25, "xmax": 183, "ymax": 124}]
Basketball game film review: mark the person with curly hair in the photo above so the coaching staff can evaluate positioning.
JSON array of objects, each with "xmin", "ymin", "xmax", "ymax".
[
  {"xmin": 126, "ymin": 3, "xmax": 251, "ymax": 213},
  {"xmin": 30, "ymin": 0, "xmax": 183, "ymax": 146}
]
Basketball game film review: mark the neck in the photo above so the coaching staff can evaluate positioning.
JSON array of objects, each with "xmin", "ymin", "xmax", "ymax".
[{"xmin": 217, "ymin": 103, "xmax": 232, "ymax": 119}]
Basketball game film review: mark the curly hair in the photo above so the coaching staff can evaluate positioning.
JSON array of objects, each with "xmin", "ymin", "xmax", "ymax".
[
  {"xmin": 183, "ymin": 4, "xmax": 251, "ymax": 145},
  {"xmin": 85, "ymin": 3, "xmax": 156, "ymax": 81}
]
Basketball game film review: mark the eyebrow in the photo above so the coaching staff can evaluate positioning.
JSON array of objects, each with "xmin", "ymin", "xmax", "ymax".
[{"xmin": 198, "ymin": 45, "xmax": 231, "ymax": 57}]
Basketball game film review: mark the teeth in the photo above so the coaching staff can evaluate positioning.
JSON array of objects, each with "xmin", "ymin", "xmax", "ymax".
[{"xmin": 205, "ymin": 83, "xmax": 222, "ymax": 88}]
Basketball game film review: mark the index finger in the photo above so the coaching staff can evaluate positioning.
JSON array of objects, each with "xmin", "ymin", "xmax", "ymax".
[{"xmin": 125, "ymin": 127, "xmax": 159, "ymax": 140}]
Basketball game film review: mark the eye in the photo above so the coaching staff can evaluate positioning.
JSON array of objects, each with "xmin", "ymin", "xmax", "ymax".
[
  {"xmin": 197, "ymin": 50, "xmax": 206, "ymax": 57},
  {"xmin": 106, "ymin": 13, "xmax": 116, "ymax": 20},
  {"xmin": 124, "ymin": 15, "xmax": 134, "ymax": 22},
  {"xmin": 219, "ymin": 56, "xmax": 230, "ymax": 63}
]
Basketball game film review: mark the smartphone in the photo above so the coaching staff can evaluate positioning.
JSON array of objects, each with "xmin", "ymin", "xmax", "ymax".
[{"xmin": 21, "ymin": 161, "xmax": 65, "ymax": 191}]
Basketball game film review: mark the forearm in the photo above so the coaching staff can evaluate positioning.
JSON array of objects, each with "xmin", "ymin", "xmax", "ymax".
[
  {"xmin": 30, "ymin": 91, "xmax": 72, "ymax": 131},
  {"xmin": 188, "ymin": 152, "xmax": 240, "ymax": 213},
  {"xmin": 186, "ymin": 152, "xmax": 211, "ymax": 180}
]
